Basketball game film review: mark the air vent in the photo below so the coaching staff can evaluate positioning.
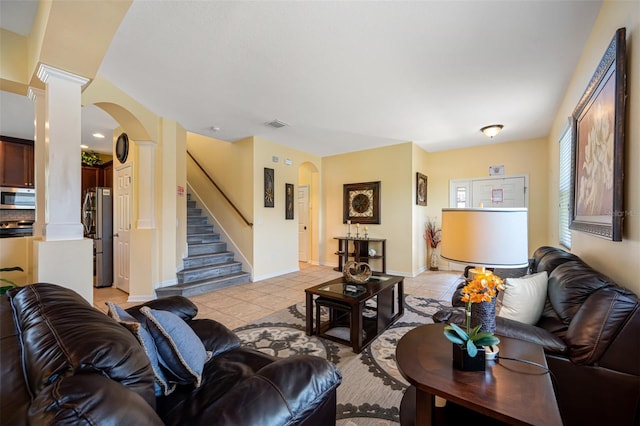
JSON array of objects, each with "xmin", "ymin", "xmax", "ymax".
[{"xmin": 266, "ymin": 119, "xmax": 288, "ymax": 129}]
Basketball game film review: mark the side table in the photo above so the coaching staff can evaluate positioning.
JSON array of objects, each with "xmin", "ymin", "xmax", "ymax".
[{"xmin": 396, "ymin": 324, "xmax": 562, "ymax": 426}]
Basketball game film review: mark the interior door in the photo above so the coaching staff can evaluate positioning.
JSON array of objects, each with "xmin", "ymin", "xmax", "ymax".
[
  {"xmin": 472, "ymin": 176, "xmax": 527, "ymax": 208},
  {"xmin": 298, "ymin": 185, "xmax": 309, "ymax": 262},
  {"xmin": 114, "ymin": 164, "xmax": 131, "ymax": 293}
]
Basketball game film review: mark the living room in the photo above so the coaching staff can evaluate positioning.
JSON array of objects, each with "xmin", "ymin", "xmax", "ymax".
[
  {"xmin": 0, "ymin": 0, "xmax": 637, "ymax": 302},
  {"xmin": 1, "ymin": 0, "xmax": 639, "ymax": 425}
]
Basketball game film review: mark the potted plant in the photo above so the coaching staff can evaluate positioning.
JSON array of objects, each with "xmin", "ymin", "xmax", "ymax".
[
  {"xmin": 443, "ymin": 271, "xmax": 503, "ymax": 370},
  {"xmin": 0, "ymin": 266, "xmax": 24, "ymax": 295}
]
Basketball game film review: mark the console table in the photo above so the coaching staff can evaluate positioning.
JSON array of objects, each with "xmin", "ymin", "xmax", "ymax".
[{"xmin": 334, "ymin": 237, "xmax": 386, "ymax": 273}]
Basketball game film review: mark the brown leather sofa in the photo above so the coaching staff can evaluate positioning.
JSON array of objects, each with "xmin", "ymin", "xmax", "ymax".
[
  {"xmin": 0, "ymin": 283, "xmax": 341, "ymax": 425},
  {"xmin": 434, "ymin": 246, "xmax": 640, "ymax": 426}
]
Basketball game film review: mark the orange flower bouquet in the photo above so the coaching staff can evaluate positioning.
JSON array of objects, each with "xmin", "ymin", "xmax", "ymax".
[{"xmin": 444, "ymin": 271, "xmax": 504, "ymax": 357}]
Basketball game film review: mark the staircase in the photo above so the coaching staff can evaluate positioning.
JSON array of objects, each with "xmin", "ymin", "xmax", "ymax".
[{"xmin": 155, "ymin": 194, "xmax": 250, "ymax": 298}]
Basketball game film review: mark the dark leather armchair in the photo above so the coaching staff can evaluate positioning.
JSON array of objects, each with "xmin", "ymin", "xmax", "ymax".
[
  {"xmin": 434, "ymin": 246, "xmax": 640, "ymax": 426},
  {"xmin": 1, "ymin": 283, "xmax": 341, "ymax": 425}
]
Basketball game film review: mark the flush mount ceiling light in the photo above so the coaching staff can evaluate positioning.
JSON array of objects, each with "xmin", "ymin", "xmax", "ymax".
[
  {"xmin": 80, "ymin": 144, "xmax": 89, "ymax": 149},
  {"xmin": 92, "ymin": 133, "xmax": 105, "ymax": 139},
  {"xmin": 480, "ymin": 124, "xmax": 504, "ymax": 139},
  {"xmin": 266, "ymin": 119, "xmax": 288, "ymax": 129}
]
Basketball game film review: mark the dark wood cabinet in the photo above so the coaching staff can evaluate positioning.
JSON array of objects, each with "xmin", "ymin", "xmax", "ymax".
[
  {"xmin": 334, "ymin": 237, "xmax": 386, "ymax": 273},
  {"xmin": 81, "ymin": 161, "xmax": 113, "ymax": 202},
  {"xmin": 0, "ymin": 136, "xmax": 34, "ymax": 188}
]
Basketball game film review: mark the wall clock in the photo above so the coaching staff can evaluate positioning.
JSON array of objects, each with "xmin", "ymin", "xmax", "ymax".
[
  {"xmin": 115, "ymin": 132, "xmax": 129, "ymax": 164},
  {"xmin": 343, "ymin": 181, "xmax": 381, "ymax": 224}
]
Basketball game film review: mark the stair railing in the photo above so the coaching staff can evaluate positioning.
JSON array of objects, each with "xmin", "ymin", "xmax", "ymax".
[{"xmin": 187, "ymin": 150, "xmax": 253, "ymax": 227}]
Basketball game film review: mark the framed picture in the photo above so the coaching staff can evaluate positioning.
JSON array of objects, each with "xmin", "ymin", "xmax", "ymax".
[
  {"xmin": 343, "ymin": 181, "xmax": 380, "ymax": 224},
  {"xmin": 416, "ymin": 173, "xmax": 427, "ymax": 206},
  {"xmin": 569, "ymin": 27, "xmax": 626, "ymax": 241},
  {"xmin": 285, "ymin": 183, "xmax": 294, "ymax": 219},
  {"xmin": 264, "ymin": 168, "xmax": 274, "ymax": 208}
]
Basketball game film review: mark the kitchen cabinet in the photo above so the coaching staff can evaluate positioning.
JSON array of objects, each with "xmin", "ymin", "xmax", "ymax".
[
  {"xmin": 81, "ymin": 161, "xmax": 113, "ymax": 203},
  {"xmin": 0, "ymin": 136, "xmax": 34, "ymax": 188}
]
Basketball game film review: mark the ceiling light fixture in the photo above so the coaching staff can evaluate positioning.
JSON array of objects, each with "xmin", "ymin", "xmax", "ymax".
[
  {"xmin": 80, "ymin": 144, "xmax": 89, "ymax": 149},
  {"xmin": 480, "ymin": 124, "xmax": 504, "ymax": 139},
  {"xmin": 92, "ymin": 133, "xmax": 105, "ymax": 139}
]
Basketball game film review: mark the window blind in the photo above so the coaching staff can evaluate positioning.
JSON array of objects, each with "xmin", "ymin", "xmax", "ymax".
[{"xmin": 558, "ymin": 124, "xmax": 572, "ymax": 249}]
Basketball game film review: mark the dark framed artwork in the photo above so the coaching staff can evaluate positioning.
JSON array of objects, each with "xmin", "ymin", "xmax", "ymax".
[
  {"xmin": 569, "ymin": 27, "xmax": 626, "ymax": 241},
  {"xmin": 285, "ymin": 183, "xmax": 294, "ymax": 220},
  {"xmin": 343, "ymin": 181, "xmax": 381, "ymax": 224},
  {"xmin": 264, "ymin": 168, "xmax": 274, "ymax": 208},
  {"xmin": 416, "ymin": 172, "xmax": 427, "ymax": 206}
]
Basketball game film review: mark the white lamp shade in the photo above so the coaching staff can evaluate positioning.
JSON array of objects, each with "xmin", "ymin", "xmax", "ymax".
[{"xmin": 440, "ymin": 208, "xmax": 529, "ymax": 268}]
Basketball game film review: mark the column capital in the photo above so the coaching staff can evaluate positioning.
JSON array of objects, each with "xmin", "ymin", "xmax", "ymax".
[
  {"xmin": 37, "ymin": 64, "xmax": 89, "ymax": 87},
  {"xmin": 28, "ymin": 87, "xmax": 45, "ymax": 101}
]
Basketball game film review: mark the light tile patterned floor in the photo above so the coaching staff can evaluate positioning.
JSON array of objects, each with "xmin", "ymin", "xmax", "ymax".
[{"xmin": 94, "ymin": 263, "xmax": 461, "ymax": 330}]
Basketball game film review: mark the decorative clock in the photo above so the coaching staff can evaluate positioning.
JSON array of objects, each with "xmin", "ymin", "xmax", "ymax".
[
  {"xmin": 115, "ymin": 132, "xmax": 129, "ymax": 164},
  {"xmin": 343, "ymin": 181, "xmax": 380, "ymax": 224}
]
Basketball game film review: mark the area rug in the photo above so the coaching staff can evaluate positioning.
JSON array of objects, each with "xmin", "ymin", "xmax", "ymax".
[{"xmin": 233, "ymin": 295, "xmax": 453, "ymax": 426}]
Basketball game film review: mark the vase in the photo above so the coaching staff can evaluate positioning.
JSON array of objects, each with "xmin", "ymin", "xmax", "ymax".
[
  {"xmin": 429, "ymin": 249, "xmax": 439, "ymax": 271},
  {"xmin": 452, "ymin": 343, "xmax": 486, "ymax": 371},
  {"xmin": 470, "ymin": 299, "xmax": 497, "ymax": 333}
]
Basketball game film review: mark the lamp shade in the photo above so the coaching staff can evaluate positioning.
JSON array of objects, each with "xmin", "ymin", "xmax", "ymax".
[{"xmin": 440, "ymin": 208, "xmax": 528, "ymax": 268}]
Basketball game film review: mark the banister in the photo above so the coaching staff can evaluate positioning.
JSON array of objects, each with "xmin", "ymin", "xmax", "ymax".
[{"xmin": 187, "ymin": 150, "xmax": 253, "ymax": 227}]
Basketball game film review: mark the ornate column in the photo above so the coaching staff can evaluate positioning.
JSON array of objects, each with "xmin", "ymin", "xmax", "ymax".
[
  {"xmin": 32, "ymin": 64, "xmax": 93, "ymax": 303},
  {"xmin": 36, "ymin": 64, "xmax": 89, "ymax": 241}
]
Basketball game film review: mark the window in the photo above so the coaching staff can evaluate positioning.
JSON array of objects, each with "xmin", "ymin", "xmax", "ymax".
[
  {"xmin": 456, "ymin": 187, "xmax": 466, "ymax": 208},
  {"xmin": 558, "ymin": 124, "xmax": 572, "ymax": 249}
]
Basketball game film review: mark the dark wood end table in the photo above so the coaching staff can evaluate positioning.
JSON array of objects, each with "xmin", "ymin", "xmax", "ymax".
[
  {"xmin": 396, "ymin": 323, "xmax": 562, "ymax": 426},
  {"xmin": 305, "ymin": 274, "xmax": 403, "ymax": 353}
]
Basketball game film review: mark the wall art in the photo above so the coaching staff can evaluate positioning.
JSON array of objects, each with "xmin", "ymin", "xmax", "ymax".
[{"xmin": 570, "ymin": 28, "xmax": 626, "ymax": 241}]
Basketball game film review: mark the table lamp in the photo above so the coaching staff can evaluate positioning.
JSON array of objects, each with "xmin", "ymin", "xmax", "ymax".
[{"xmin": 440, "ymin": 208, "xmax": 529, "ymax": 278}]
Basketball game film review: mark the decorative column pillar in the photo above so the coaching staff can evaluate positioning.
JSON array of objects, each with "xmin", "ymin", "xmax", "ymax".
[
  {"xmin": 27, "ymin": 87, "xmax": 46, "ymax": 239},
  {"xmin": 36, "ymin": 64, "xmax": 89, "ymax": 241},
  {"xmin": 32, "ymin": 64, "xmax": 93, "ymax": 303},
  {"xmin": 136, "ymin": 140, "xmax": 156, "ymax": 229}
]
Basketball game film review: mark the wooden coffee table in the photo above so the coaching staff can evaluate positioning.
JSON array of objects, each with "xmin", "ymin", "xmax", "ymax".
[
  {"xmin": 305, "ymin": 274, "xmax": 404, "ymax": 353},
  {"xmin": 396, "ymin": 323, "xmax": 562, "ymax": 426}
]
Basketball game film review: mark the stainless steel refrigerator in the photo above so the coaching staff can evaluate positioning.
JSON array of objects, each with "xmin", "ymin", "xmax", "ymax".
[{"xmin": 82, "ymin": 187, "xmax": 113, "ymax": 288}]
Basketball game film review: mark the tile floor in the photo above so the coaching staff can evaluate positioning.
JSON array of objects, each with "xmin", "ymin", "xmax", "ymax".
[{"xmin": 94, "ymin": 263, "xmax": 461, "ymax": 330}]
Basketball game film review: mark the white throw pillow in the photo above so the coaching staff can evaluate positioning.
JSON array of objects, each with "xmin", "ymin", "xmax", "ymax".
[{"xmin": 497, "ymin": 271, "xmax": 548, "ymax": 325}]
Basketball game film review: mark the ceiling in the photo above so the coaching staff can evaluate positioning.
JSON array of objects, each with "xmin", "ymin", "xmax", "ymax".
[{"xmin": 0, "ymin": 1, "xmax": 602, "ymax": 156}]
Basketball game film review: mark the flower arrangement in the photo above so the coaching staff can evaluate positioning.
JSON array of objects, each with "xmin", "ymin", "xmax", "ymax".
[
  {"xmin": 443, "ymin": 271, "xmax": 504, "ymax": 357},
  {"xmin": 424, "ymin": 218, "xmax": 441, "ymax": 249}
]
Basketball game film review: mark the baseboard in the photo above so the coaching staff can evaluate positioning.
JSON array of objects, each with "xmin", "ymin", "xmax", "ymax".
[{"xmin": 127, "ymin": 294, "xmax": 155, "ymax": 303}]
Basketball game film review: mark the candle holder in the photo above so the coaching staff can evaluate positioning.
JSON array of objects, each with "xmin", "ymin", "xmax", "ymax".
[{"xmin": 346, "ymin": 221, "xmax": 351, "ymax": 238}]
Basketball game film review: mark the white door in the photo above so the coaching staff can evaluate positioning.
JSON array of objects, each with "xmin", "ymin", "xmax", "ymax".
[
  {"xmin": 472, "ymin": 176, "xmax": 527, "ymax": 208},
  {"xmin": 298, "ymin": 185, "xmax": 309, "ymax": 262},
  {"xmin": 114, "ymin": 165, "xmax": 132, "ymax": 293},
  {"xmin": 450, "ymin": 176, "xmax": 528, "ymax": 208}
]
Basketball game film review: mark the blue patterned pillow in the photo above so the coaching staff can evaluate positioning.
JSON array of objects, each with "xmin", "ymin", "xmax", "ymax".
[
  {"xmin": 140, "ymin": 306, "xmax": 209, "ymax": 387},
  {"xmin": 106, "ymin": 302, "xmax": 174, "ymax": 396}
]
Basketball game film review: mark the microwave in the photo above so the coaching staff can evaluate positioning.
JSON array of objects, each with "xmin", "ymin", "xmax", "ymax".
[{"xmin": 0, "ymin": 187, "xmax": 35, "ymax": 209}]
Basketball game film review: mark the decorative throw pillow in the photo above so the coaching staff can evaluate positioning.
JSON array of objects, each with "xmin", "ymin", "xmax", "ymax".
[
  {"xmin": 497, "ymin": 271, "xmax": 549, "ymax": 325},
  {"xmin": 106, "ymin": 302, "xmax": 175, "ymax": 396},
  {"xmin": 140, "ymin": 306, "xmax": 210, "ymax": 387}
]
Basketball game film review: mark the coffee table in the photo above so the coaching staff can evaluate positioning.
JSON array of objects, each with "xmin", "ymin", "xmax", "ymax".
[
  {"xmin": 305, "ymin": 274, "xmax": 403, "ymax": 353},
  {"xmin": 396, "ymin": 323, "xmax": 562, "ymax": 426}
]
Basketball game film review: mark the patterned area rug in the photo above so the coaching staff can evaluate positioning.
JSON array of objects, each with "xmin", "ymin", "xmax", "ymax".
[{"xmin": 233, "ymin": 295, "xmax": 453, "ymax": 425}]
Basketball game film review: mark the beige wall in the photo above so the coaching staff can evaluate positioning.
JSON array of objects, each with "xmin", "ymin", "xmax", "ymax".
[
  {"xmin": 322, "ymin": 143, "xmax": 414, "ymax": 275},
  {"xmin": 425, "ymin": 137, "xmax": 550, "ymax": 265},
  {"xmin": 412, "ymin": 143, "xmax": 430, "ymax": 273},
  {"xmin": 547, "ymin": 0, "xmax": 639, "ymax": 294},
  {"xmin": 252, "ymin": 137, "xmax": 322, "ymax": 279}
]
